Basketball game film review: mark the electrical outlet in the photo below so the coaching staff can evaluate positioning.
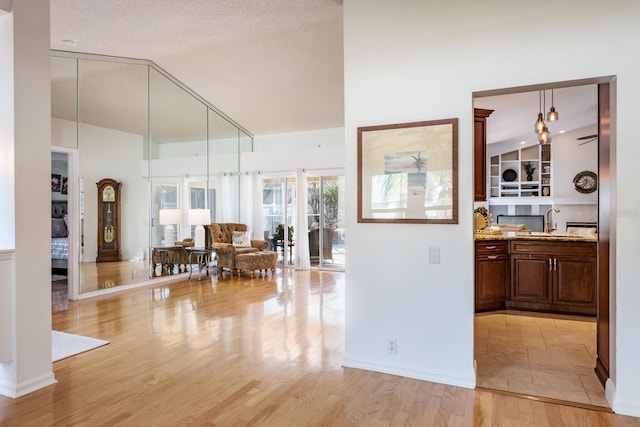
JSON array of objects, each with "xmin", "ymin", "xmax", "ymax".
[{"xmin": 387, "ymin": 338, "xmax": 397, "ymax": 354}]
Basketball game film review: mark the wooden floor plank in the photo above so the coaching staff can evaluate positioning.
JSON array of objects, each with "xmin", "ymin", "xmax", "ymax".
[{"xmin": 2, "ymin": 270, "xmax": 638, "ymax": 426}]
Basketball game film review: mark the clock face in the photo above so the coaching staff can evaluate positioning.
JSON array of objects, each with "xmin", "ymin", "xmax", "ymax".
[
  {"xmin": 102, "ymin": 185, "xmax": 116, "ymax": 202},
  {"xmin": 573, "ymin": 171, "xmax": 598, "ymax": 194}
]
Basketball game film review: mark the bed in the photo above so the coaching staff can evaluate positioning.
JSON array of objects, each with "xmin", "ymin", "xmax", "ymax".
[{"xmin": 51, "ymin": 201, "xmax": 69, "ymax": 273}]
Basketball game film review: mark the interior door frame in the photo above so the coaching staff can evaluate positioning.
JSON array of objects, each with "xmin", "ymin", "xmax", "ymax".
[
  {"xmin": 595, "ymin": 80, "xmax": 613, "ymax": 388},
  {"xmin": 51, "ymin": 147, "xmax": 80, "ymax": 300},
  {"xmin": 472, "ymin": 75, "xmax": 616, "ymax": 397}
]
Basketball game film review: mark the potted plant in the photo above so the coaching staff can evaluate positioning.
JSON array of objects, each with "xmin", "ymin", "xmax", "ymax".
[{"xmin": 523, "ymin": 162, "xmax": 536, "ymax": 181}]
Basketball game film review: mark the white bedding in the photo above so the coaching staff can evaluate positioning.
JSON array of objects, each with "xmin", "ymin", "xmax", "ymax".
[{"xmin": 52, "ymin": 237, "xmax": 68, "ymax": 260}]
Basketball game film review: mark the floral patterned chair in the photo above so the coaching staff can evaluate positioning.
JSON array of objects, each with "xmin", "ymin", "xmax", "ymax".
[{"xmin": 206, "ymin": 223, "xmax": 270, "ymax": 276}]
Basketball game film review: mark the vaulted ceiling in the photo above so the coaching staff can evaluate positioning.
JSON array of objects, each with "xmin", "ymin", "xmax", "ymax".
[
  {"xmin": 50, "ymin": 1, "xmax": 596, "ymax": 142},
  {"xmin": 50, "ymin": 0, "xmax": 345, "ymax": 136}
]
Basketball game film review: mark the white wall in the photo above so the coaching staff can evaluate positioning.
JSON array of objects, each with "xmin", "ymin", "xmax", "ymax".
[
  {"xmin": 78, "ymin": 122, "xmax": 147, "ymax": 261},
  {"xmin": 245, "ymin": 127, "xmax": 345, "ymax": 172},
  {"xmin": 0, "ymin": 11, "xmax": 15, "ymax": 250},
  {"xmin": 344, "ymin": 0, "xmax": 640, "ymax": 415},
  {"xmin": 552, "ymin": 125, "xmax": 598, "ymax": 232},
  {"xmin": 0, "ymin": 0, "xmax": 56, "ymax": 398}
]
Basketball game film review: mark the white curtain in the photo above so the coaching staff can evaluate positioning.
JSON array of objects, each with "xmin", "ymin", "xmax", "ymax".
[
  {"xmin": 252, "ymin": 173, "xmax": 265, "ymax": 241},
  {"xmin": 239, "ymin": 172, "xmax": 252, "ymax": 228},
  {"xmin": 295, "ymin": 169, "xmax": 311, "ymax": 270},
  {"xmin": 218, "ymin": 173, "xmax": 235, "ymax": 222}
]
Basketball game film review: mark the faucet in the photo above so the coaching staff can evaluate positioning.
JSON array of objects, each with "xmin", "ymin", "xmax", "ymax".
[{"xmin": 545, "ymin": 207, "xmax": 560, "ymax": 234}]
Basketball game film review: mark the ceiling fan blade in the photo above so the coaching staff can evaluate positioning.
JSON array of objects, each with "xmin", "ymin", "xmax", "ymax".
[
  {"xmin": 578, "ymin": 138, "xmax": 597, "ymax": 146},
  {"xmin": 576, "ymin": 133, "xmax": 598, "ymax": 146}
]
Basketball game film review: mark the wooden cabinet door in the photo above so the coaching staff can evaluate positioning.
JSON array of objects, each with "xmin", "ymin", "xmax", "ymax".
[
  {"xmin": 475, "ymin": 254, "xmax": 509, "ymax": 311},
  {"xmin": 554, "ymin": 255, "xmax": 597, "ymax": 309},
  {"xmin": 511, "ymin": 255, "xmax": 552, "ymax": 303}
]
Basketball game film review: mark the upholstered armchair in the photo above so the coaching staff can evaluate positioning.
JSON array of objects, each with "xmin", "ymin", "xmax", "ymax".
[{"xmin": 206, "ymin": 223, "xmax": 269, "ymax": 275}]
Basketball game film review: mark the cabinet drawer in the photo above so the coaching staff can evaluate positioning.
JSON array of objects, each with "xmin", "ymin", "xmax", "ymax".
[
  {"xmin": 475, "ymin": 240, "xmax": 508, "ymax": 255},
  {"xmin": 510, "ymin": 240, "xmax": 596, "ymax": 256}
]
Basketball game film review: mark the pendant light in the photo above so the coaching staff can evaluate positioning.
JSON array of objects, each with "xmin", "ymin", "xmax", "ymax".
[
  {"xmin": 534, "ymin": 91, "xmax": 545, "ymax": 134},
  {"xmin": 538, "ymin": 125, "xmax": 552, "ymax": 145},
  {"xmin": 538, "ymin": 90, "xmax": 552, "ymax": 145},
  {"xmin": 547, "ymin": 89, "xmax": 559, "ymax": 122}
]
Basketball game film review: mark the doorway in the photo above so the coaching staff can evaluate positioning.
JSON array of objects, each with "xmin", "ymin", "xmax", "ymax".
[
  {"xmin": 306, "ymin": 174, "xmax": 346, "ymax": 270},
  {"xmin": 51, "ymin": 148, "xmax": 80, "ymax": 305},
  {"xmin": 262, "ymin": 176, "xmax": 296, "ymax": 266},
  {"xmin": 472, "ymin": 77, "xmax": 613, "ymax": 407}
]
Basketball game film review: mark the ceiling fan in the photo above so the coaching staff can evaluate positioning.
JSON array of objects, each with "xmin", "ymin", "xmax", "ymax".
[{"xmin": 577, "ymin": 134, "xmax": 598, "ymax": 146}]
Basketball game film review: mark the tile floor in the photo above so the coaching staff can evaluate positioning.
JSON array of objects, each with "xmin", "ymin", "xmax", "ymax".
[{"xmin": 475, "ymin": 310, "xmax": 608, "ymax": 408}]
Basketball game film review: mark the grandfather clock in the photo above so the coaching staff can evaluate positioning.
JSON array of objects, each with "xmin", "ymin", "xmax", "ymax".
[{"xmin": 96, "ymin": 178, "xmax": 122, "ymax": 262}]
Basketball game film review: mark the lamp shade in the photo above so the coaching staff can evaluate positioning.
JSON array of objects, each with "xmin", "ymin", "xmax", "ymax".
[
  {"xmin": 159, "ymin": 209, "xmax": 181, "ymax": 225},
  {"xmin": 188, "ymin": 209, "xmax": 210, "ymax": 226}
]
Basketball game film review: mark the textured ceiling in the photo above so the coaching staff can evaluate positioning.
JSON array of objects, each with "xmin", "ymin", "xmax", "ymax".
[
  {"xmin": 50, "ymin": 0, "xmax": 345, "ymax": 136},
  {"xmin": 50, "ymin": 1, "xmax": 596, "ymax": 142}
]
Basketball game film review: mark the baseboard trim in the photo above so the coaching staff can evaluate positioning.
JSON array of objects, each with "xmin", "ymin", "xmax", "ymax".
[
  {"xmin": 342, "ymin": 357, "xmax": 476, "ymax": 389},
  {"xmin": 594, "ymin": 356, "xmax": 609, "ymax": 386},
  {"xmin": 0, "ymin": 371, "xmax": 57, "ymax": 399}
]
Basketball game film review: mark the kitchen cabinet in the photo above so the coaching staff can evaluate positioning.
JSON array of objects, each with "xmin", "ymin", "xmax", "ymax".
[
  {"xmin": 474, "ymin": 108, "xmax": 493, "ymax": 202},
  {"xmin": 509, "ymin": 240, "xmax": 596, "ymax": 315},
  {"xmin": 474, "ymin": 240, "xmax": 509, "ymax": 311}
]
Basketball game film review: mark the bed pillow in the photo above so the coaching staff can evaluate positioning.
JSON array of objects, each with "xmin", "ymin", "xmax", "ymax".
[
  {"xmin": 232, "ymin": 231, "xmax": 251, "ymax": 247},
  {"xmin": 52, "ymin": 218, "xmax": 68, "ymax": 238}
]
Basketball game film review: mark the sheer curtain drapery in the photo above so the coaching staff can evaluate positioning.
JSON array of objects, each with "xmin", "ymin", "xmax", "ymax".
[{"xmin": 295, "ymin": 169, "xmax": 310, "ymax": 270}]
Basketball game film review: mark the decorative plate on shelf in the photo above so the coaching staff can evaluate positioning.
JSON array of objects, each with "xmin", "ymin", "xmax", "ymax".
[{"xmin": 502, "ymin": 169, "xmax": 517, "ymax": 182}]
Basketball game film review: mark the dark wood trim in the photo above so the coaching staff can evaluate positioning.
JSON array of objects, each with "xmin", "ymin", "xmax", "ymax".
[
  {"xmin": 357, "ymin": 118, "xmax": 459, "ymax": 224},
  {"xmin": 595, "ymin": 82, "xmax": 611, "ymax": 387},
  {"xmin": 473, "ymin": 108, "xmax": 493, "ymax": 202}
]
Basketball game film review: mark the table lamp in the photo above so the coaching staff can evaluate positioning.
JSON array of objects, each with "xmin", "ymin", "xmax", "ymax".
[
  {"xmin": 158, "ymin": 209, "xmax": 181, "ymax": 245},
  {"xmin": 188, "ymin": 209, "xmax": 210, "ymax": 248}
]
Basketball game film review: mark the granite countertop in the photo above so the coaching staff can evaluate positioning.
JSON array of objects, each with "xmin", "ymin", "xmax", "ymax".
[{"xmin": 474, "ymin": 231, "xmax": 597, "ymax": 242}]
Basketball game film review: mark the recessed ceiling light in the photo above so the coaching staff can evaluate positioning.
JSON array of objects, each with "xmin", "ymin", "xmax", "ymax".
[
  {"xmin": 559, "ymin": 129, "xmax": 566, "ymax": 134},
  {"xmin": 520, "ymin": 141, "xmax": 527, "ymax": 145},
  {"xmin": 62, "ymin": 39, "xmax": 78, "ymax": 46}
]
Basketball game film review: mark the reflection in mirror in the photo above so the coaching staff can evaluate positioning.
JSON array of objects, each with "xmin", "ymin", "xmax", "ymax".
[
  {"xmin": 50, "ymin": 51, "xmax": 250, "ymax": 295},
  {"xmin": 51, "ymin": 56, "xmax": 78, "ymax": 149},
  {"xmin": 209, "ymin": 109, "xmax": 242, "ymax": 222},
  {"xmin": 77, "ymin": 59, "xmax": 149, "ymax": 293},
  {"xmin": 149, "ymin": 67, "xmax": 207, "ymax": 276}
]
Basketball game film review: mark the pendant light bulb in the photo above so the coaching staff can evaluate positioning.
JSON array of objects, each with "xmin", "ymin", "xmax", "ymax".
[
  {"xmin": 547, "ymin": 89, "xmax": 559, "ymax": 121},
  {"xmin": 538, "ymin": 125, "xmax": 552, "ymax": 145},
  {"xmin": 535, "ymin": 112, "xmax": 545, "ymax": 134},
  {"xmin": 534, "ymin": 91, "xmax": 545, "ymax": 134}
]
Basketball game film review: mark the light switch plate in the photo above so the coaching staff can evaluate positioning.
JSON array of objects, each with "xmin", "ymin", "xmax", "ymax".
[{"xmin": 429, "ymin": 246, "xmax": 440, "ymax": 264}]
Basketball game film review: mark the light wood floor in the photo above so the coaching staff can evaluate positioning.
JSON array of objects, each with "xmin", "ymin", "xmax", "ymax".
[{"xmin": 13, "ymin": 271, "xmax": 636, "ymax": 425}]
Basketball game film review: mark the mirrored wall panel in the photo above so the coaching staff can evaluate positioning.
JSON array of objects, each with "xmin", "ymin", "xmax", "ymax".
[{"xmin": 50, "ymin": 51, "xmax": 251, "ymax": 294}]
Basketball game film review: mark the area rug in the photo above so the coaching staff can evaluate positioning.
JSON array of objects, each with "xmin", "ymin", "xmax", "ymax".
[{"xmin": 52, "ymin": 331, "xmax": 109, "ymax": 362}]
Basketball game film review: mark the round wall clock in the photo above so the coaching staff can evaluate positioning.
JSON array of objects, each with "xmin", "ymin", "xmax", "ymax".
[{"xmin": 573, "ymin": 170, "xmax": 598, "ymax": 194}]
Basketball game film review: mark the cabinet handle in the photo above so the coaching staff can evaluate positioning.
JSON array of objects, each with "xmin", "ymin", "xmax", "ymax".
[
  {"xmin": 487, "ymin": 255, "xmax": 498, "ymax": 259},
  {"xmin": 548, "ymin": 258, "xmax": 552, "ymax": 271},
  {"xmin": 485, "ymin": 246, "xmax": 496, "ymax": 249},
  {"xmin": 554, "ymin": 258, "xmax": 557, "ymax": 271}
]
